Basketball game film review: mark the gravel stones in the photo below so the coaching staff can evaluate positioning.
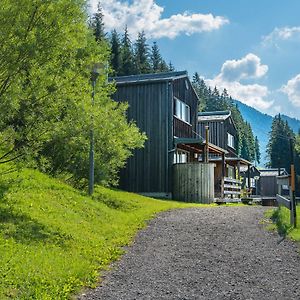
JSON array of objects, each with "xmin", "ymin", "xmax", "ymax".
[{"xmin": 78, "ymin": 206, "xmax": 300, "ymax": 300}]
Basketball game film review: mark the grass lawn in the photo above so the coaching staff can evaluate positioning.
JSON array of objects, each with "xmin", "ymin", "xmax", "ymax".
[
  {"xmin": 266, "ymin": 205, "xmax": 300, "ymax": 241},
  {"xmin": 0, "ymin": 168, "xmax": 206, "ymax": 299}
]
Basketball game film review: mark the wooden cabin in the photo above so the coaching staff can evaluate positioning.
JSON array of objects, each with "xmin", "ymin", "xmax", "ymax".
[
  {"xmin": 197, "ymin": 111, "xmax": 252, "ymax": 200},
  {"xmin": 110, "ymin": 71, "xmax": 223, "ymax": 202},
  {"xmin": 257, "ymin": 168, "xmax": 288, "ymax": 198},
  {"xmin": 198, "ymin": 111, "xmax": 237, "ymax": 156}
]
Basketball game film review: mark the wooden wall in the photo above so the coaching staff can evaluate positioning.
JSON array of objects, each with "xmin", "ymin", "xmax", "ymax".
[
  {"xmin": 113, "ymin": 80, "xmax": 171, "ymax": 194},
  {"xmin": 257, "ymin": 176, "xmax": 278, "ymax": 197},
  {"xmin": 173, "ymin": 163, "xmax": 215, "ymax": 203},
  {"xmin": 173, "ymin": 78, "xmax": 198, "ymax": 138},
  {"xmin": 197, "ymin": 117, "xmax": 237, "ymax": 156}
]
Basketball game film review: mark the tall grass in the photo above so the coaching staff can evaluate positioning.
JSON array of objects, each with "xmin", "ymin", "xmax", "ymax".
[
  {"xmin": 0, "ymin": 168, "xmax": 199, "ymax": 299},
  {"xmin": 268, "ymin": 205, "xmax": 300, "ymax": 241}
]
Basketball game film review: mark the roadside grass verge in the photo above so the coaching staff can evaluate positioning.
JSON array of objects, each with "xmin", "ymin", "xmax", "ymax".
[
  {"xmin": 266, "ymin": 205, "xmax": 300, "ymax": 241},
  {"xmin": 0, "ymin": 168, "xmax": 203, "ymax": 299}
]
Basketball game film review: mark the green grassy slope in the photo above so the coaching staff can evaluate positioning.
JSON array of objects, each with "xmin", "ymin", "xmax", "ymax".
[
  {"xmin": 267, "ymin": 206, "xmax": 300, "ymax": 241},
  {"xmin": 0, "ymin": 169, "xmax": 200, "ymax": 299}
]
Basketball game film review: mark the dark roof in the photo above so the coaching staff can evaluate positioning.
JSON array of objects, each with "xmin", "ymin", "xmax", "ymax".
[
  {"xmin": 198, "ymin": 110, "xmax": 231, "ymax": 122},
  {"xmin": 174, "ymin": 137, "xmax": 203, "ymax": 145},
  {"xmin": 259, "ymin": 168, "xmax": 288, "ymax": 177},
  {"xmin": 109, "ymin": 71, "xmax": 188, "ymax": 84},
  {"xmin": 174, "ymin": 137, "xmax": 228, "ymax": 154}
]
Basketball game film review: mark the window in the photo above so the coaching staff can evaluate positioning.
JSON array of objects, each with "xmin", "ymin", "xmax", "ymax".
[
  {"xmin": 173, "ymin": 149, "xmax": 189, "ymax": 164},
  {"xmin": 227, "ymin": 133, "xmax": 235, "ymax": 149},
  {"xmin": 174, "ymin": 98, "xmax": 191, "ymax": 124}
]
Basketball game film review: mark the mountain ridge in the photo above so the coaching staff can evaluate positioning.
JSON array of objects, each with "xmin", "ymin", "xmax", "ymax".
[{"xmin": 233, "ymin": 100, "xmax": 300, "ymax": 166}]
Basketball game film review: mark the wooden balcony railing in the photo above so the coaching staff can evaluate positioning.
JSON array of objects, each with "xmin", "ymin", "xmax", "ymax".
[
  {"xmin": 222, "ymin": 177, "xmax": 242, "ymax": 201},
  {"xmin": 173, "ymin": 116, "xmax": 192, "ymax": 138}
]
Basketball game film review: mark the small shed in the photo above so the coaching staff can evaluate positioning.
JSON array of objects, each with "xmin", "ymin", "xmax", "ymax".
[{"xmin": 257, "ymin": 168, "xmax": 288, "ymax": 197}]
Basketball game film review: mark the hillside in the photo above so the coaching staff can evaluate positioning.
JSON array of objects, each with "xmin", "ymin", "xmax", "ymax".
[
  {"xmin": 0, "ymin": 168, "xmax": 198, "ymax": 299},
  {"xmin": 234, "ymin": 100, "xmax": 300, "ymax": 166}
]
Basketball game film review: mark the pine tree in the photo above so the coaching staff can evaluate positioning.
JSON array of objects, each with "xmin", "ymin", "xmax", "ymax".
[
  {"xmin": 150, "ymin": 42, "xmax": 162, "ymax": 73},
  {"xmin": 134, "ymin": 31, "xmax": 151, "ymax": 74},
  {"xmin": 267, "ymin": 114, "xmax": 295, "ymax": 172},
  {"xmin": 168, "ymin": 61, "xmax": 175, "ymax": 71},
  {"xmin": 91, "ymin": 1, "xmax": 106, "ymax": 42},
  {"xmin": 192, "ymin": 73, "xmax": 208, "ymax": 111},
  {"xmin": 110, "ymin": 29, "xmax": 121, "ymax": 75},
  {"xmin": 119, "ymin": 26, "xmax": 136, "ymax": 76},
  {"xmin": 255, "ymin": 136, "xmax": 261, "ymax": 165},
  {"xmin": 150, "ymin": 41, "xmax": 169, "ymax": 73}
]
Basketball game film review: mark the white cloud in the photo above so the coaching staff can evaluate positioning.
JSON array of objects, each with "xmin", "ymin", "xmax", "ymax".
[
  {"xmin": 219, "ymin": 53, "xmax": 268, "ymax": 82},
  {"xmin": 206, "ymin": 54, "xmax": 273, "ymax": 111},
  {"xmin": 281, "ymin": 74, "xmax": 300, "ymax": 107},
  {"xmin": 262, "ymin": 26, "xmax": 300, "ymax": 46},
  {"xmin": 206, "ymin": 77, "xmax": 273, "ymax": 110},
  {"xmin": 90, "ymin": 0, "xmax": 229, "ymax": 39}
]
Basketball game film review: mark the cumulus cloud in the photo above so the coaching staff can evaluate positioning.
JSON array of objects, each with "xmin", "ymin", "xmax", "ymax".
[
  {"xmin": 219, "ymin": 53, "xmax": 268, "ymax": 82},
  {"xmin": 206, "ymin": 77, "xmax": 273, "ymax": 110},
  {"xmin": 206, "ymin": 54, "xmax": 273, "ymax": 111},
  {"xmin": 262, "ymin": 26, "xmax": 300, "ymax": 46},
  {"xmin": 281, "ymin": 74, "xmax": 300, "ymax": 107},
  {"xmin": 90, "ymin": 0, "xmax": 229, "ymax": 39}
]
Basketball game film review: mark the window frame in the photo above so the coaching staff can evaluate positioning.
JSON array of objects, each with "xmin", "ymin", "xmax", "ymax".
[{"xmin": 174, "ymin": 97, "xmax": 191, "ymax": 125}]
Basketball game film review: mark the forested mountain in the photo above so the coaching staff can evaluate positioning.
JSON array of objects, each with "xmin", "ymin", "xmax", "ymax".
[{"xmin": 234, "ymin": 100, "xmax": 300, "ymax": 166}]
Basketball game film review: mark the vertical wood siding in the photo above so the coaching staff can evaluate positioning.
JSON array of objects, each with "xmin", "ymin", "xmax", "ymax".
[
  {"xmin": 112, "ymin": 75, "xmax": 200, "ymax": 196},
  {"xmin": 197, "ymin": 118, "xmax": 237, "ymax": 156},
  {"xmin": 173, "ymin": 163, "xmax": 215, "ymax": 203},
  {"xmin": 113, "ymin": 81, "xmax": 170, "ymax": 193}
]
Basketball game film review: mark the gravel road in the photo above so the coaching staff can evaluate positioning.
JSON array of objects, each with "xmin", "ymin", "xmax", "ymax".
[{"xmin": 79, "ymin": 206, "xmax": 300, "ymax": 300}]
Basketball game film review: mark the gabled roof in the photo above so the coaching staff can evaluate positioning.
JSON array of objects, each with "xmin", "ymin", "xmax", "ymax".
[
  {"xmin": 109, "ymin": 71, "xmax": 188, "ymax": 85},
  {"xmin": 259, "ymin": 168, "xmax": 288, "ymax": 177},
  {"xmin": 198, "ymin": 110, "xmax": 232, "ymax": 122}
]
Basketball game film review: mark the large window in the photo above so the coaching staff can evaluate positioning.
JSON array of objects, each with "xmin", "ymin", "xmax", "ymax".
[
  {"xmin": 173, "ymin": 149, "xmax": 189, "ymax": 164},
  {"xmin": 174, "ymin": 98, "xmax": 191, "ymax": 124},
  {"xmin": 227, "ymin": 133, "xmax": 235, "ymax": 149}
]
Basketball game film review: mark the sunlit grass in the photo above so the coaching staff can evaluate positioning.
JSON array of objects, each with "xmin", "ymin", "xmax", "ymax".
[
  {"xmin": 0, "ymin": 168, "xmax": 202, "ymax": 299},
  {"xmin": 267, "ymin": 205, "xmax": 300, "ymax": 241}
]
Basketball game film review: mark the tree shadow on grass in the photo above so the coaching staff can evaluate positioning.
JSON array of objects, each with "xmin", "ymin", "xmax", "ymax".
[
  {"xmin": 270, "ymin": 209, "xmax": 293, "ymax": 243},
  {"xmin": 0, "ymin": 206, "xmax": 72, "ymax": 247}
]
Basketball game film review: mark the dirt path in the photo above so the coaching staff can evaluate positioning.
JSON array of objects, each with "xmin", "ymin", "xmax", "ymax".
[{"xmin": 79, "ymin": 206, "xmax": 300, "ymax": 300}]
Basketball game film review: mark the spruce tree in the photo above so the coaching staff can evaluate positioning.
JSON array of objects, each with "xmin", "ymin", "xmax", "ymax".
[
  {"xmin": 267, "ymin": 114, "xmax": 295, "ymax": 172},
  {"xmin": 150, "ymin": 41, "xmax": 169, "ymax": 73},
  {"xmin": 120, "ymin": 26, "xmax": 136, "ymax": 75},
  {"xmin": 168, "ymin": 61, "xmax": 175, "ymax": 71},
  {"xmin": 150, "ymin": 42, "xmax": 162, "ymax": 73},
  {"xmin": 110, "ymin": 29, "xmax": 121, "ymax": 75},
  {"xmin": 91, "ymin": 1, "xmax": 106, "ymax": 42},
  {"xmin": 255, "ymin": 136, "xmax": 261, "ymax": 165},
  {"xmin": 134, "ymin": 31, "xmax": 151, "ymax": 74}
]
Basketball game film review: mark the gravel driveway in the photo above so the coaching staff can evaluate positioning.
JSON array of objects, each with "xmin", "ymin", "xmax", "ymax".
[{"xmin": 79, "ymin": 206, "xmax": 300, "ymax": 300}]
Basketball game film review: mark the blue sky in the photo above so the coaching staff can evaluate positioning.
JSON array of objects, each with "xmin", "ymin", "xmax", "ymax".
[{"xmin": 91, "ymin": 0, "xmax": 300, "ymax": 119}]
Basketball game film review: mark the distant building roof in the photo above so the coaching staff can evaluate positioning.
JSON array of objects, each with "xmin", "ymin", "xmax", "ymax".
[
  {"xmin": 259, "ymin": 168, "xmax": 288, "ymax": 177},
  {"xmin": 109, "ymin": 71, "xmax": 188, "ymax": 85},
  {"xmin": 198, "ymin": 111, "xmax": 232, "ymax": 122}
]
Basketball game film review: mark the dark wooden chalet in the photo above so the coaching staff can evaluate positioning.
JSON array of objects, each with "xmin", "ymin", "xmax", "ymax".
[
  {"xmin": 198, "ymin": 111, "xmax": 237, "ymax": 157},
  {"xmin": 197, "ymin": 111, "xmax": 252, "ymax": 200},
  {"xmin": 110, "ymin": 71, "xmax": 223, "ymax": 201}
]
